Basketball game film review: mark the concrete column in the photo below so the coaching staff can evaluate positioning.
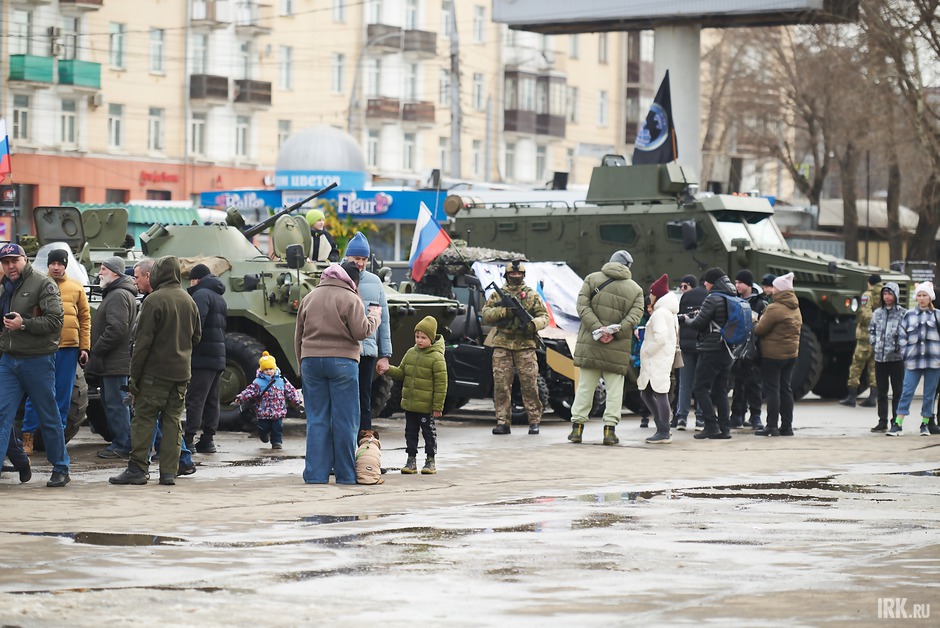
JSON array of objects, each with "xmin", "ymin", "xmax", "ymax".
[{"xmin": 654, "ymin": 25, "xmax": 701, "ymax": 179}]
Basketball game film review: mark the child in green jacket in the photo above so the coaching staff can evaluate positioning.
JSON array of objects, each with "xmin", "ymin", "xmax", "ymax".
[{"xmin": 386, "ymin": 316, "xmax": 447, "ymax": 475}]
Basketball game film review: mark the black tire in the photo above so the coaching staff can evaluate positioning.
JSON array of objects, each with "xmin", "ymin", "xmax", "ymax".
[
  {"xmin": 379, "ymin": 380, "xmax": 403, "ymax": 418},
  {"xmin": 550, "ymin": 382, "xmax": 606, "ymax": 420},
  {"xmin": 811, "ymin": 351, "xmax": 856, "ymax": 399},
  {"xmin": 511, "ymin": 375, "xmax": 549, "ymax": 425},
  {"xmin": 371, "ymin": 374, "xmax": 393, "ymax": 418},
  {"xmin": 217, "ymin": 332, "xmax": 265, "ymax": 432},
  {"xmin": 443, "ymin": 396, "xmax": 469, "ymax": 415},
  {"xmin": 792, "ymin": 325, "xmax": 824, "ymax": 400}
]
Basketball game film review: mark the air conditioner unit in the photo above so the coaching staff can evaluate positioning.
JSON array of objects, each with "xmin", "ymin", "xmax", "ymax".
[
  {"xmin": 51, "ymin": 42, "xmax": 64, "ymax": 58},
  {"xmin": 89, "ymin": 93, "xmax": 104, "ymax": 108}
]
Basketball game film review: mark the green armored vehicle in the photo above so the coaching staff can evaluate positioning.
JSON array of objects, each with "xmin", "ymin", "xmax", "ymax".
[{"xmin": 447, "ymin": 162, "xmax": 910, "ymax": 400}]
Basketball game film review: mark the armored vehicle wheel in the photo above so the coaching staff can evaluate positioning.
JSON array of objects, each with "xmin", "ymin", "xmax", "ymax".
[
  {"xmin": 218, "ymin": 332, "xmax": 265, "ymax": 432},
  {"xmin": 371, "ymin": 374, "xmax": 393, "ymax": 418},
  {"xmin": 792, "ymin": 325, "xmax": 824, "ymax": 400},
  {"xmin": 549, "ymin": 383, "xmax": 606, "ymax": 420},
  {"xmin": 511, "ymin": 375, "xmax": 550, "ymax": 425},
  {"xmin": 379, "ymin": 380, "xmax": 403, "ymax": 418},
  {"xmin": 443, "ymin": 396, "xmax": 470, "ymax": 415},
  {"xmin": 811, "ymin": 350, "xmax": 868, "ymax": 400}
]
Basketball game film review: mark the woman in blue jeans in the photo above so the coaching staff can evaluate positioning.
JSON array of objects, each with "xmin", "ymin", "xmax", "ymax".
[
  {"xmin": 294, "ymin": 262, "xmax": 380, "ymax": 484},
  {"xmin": 888, "ymin": 282, "xmax": 940, "ymax": 436}
]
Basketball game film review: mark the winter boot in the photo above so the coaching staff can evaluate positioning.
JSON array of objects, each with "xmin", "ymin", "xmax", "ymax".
[
  {"xmin": 528, "ymin": 424, "xmax": 540, "ymax": 435},
  {"xmin": 492, "ymin": 424, "xmax": 511, "ymax": 435},
  {"xmin": 839, "ymin": 389, "xmax": 858, "ymax": 407},
  {"xmin": 401, "ymin": 456, "xmax": 417, "ymax": 474},
  {"xmin": 860, "ymin": 388, "xmax": 878, "ymax": 408},
  {"xmin": 694, "ymin": 420, "xmax": 721, "ymax": 440},
  {"xmin": 159, "ymin": 473, "xmax": 176, "ymax": 486},
  {"xmin": 639, "ymin": 417, "xmax": 650, "ymax": 428},
  {"xmin": 927, "ymin": 416, "xmax": 940, "ymax": 435},
  {"xmin": 22, "ymin": 432, "xmax": 33, "ymax": 456},
  {"xmin": 567, "ymin": 423, "xmax": 584, "ymax": 443},
  {"xmin": 195, "ymin": 435, "xmax": 217, "ymax": 454},
  {"xmin": 750, "ymin": 413, "xmax": 764, "ymax": 430},
  {"xmin": 713, "ymin": 418, "xmax": 733, "ymax": 439},
  {"xmin": 870, "ymin": 419, "xmax": 889, "ymax": 433},
  {"xmin": 755, "ymin": 425, "xmax": 780, "ymax": 437},
  {"xmin": 602, "ymin": 425, "xmax": 619, "ymax": 446},
  {"xmin": 729, "ymin": 415, "xmax": 745, "ymax": 429},
  {"xmin": 109, "ymin": 464, "xmax": 150, "ymax": 485},
  {"xmin": 421, "ymin": 458, "xmax": 437, "ymax": 474}
]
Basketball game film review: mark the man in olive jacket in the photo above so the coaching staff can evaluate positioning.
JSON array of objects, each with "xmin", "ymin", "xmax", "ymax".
[
  {"xmin": 568, "ymin": 250, "xmax": 644, "ymax": 446},
  {"xmin": 110, "ymin": 256, "xmax": 201, "ymax": 486},
  {"xmin": 0, "ymin": 243, "xmax": 68, "ymax": 487}
]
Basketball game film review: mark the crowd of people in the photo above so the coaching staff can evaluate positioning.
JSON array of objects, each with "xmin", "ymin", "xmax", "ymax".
[{"xmin": 2, "ymin": 238, "xmax": 938, "ymax": 487}]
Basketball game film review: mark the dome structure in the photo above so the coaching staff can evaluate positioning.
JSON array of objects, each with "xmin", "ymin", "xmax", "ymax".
[{"xmin": 275, "ymin": 125, "xmax": 367, "ymax": 172}]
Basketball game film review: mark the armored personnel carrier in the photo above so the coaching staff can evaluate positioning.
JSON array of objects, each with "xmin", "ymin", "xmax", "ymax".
[{"xmin": 447, "ymin": 162, "xmax": 910, "ymax": 399}]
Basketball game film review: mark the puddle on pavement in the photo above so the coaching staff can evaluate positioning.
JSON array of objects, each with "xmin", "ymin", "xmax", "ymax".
[
  {"xmin": 889, "ymin": 468, "xmax": 940, "ymax": 477},
  {"xmin": 293, "ymin": 514, "xmax": 391, "ymax": 526},
  {"xmin": 228, "ymin": 456, "xmax": 303, "ymax": 467},
  {"xmin": 24, "ymin": 531, "xmax": 185, "ymax": 546}
]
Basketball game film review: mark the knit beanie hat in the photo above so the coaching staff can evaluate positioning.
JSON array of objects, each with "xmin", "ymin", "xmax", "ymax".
[
  {"xmin": 189, "ymin": 263, "xmax": 211, "ymax": 281},
  {"xmin": 761, "ymin": 273, "xmax": 776, "ymax": 287},
  {"xmin": 680, "ymin": 274, "xmax": 697, "ymax": 288},
  {"xmin": 415, "ymin": 315, "xmax": 437, "ymax": 339},
  {"xmin": 345, "ymin": 232, "xmax": 370, "ymax": 258},
  {"xmin": 340, "ymin": 260, "xmax": 360, "ymax": 285},
  {"xmin": 773, "ymin": 272, "xmax": 794, "ymax": 292},
  {"xmin": 305, "ymin": 209, "xmax": 326, "ymax": 227},
  {"xmin": 914, "ymin": 281, "xmax": 936, "ymax": 301},
  {"xmin": 102, "ymin": 256, "xmax": 125, "ymax": 276},
  {"xmin": 703, "ymin": 267, "xmax": 725, "ymax": 285},
  {"xmin": 735, "ymin": 269, "xmax": 754, "ymax": 286},
  {"xmin": 868, "ymin": 273, "xmax": 882, "ymax": 286},
  {"xmin": 609, "ymin": 250, "xmax": 633, "ymax": 267},
  {"xmin": 259, "ymin": 351, "xmax": 277, "ymax": 371},
  {"xmin": 48, "ymin": 248, "xmax": 69, "ymax": 267},
  {"xmin": 650, "ymin": 274, "xmax": 669, "ymax": 298}
]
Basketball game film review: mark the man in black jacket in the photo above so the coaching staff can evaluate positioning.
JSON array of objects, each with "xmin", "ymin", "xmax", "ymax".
[
  {"xmin": 184, "ymin": 264, "xmax": 227, "ymax": 454},
  {"xmin": 679, "ymin": 267, "xmax": 736, "ymax": 440},
  {"xmin": 674, "ymin": 274, "xmax": 707, "ymax": 431},
  {"xmin": 730, "ymin": 269, "xmax": 766, "ymax": 430}
]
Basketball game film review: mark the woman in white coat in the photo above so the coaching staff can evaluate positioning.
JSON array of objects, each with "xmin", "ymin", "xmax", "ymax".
[{"xmin": 638, "ymin": 274, "xmax": 680, "ymax": 444}]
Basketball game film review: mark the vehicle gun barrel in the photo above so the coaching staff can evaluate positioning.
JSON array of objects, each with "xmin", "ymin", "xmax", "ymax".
[{"xmin": 241, "ymin": 182, "xmax": 338, "ymax": 240}]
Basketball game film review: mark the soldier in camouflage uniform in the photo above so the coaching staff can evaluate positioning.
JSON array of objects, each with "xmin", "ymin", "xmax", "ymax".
[
  {"xmin": 840, "ymin": 274, "xmax": 882, "ymax": 408},
  {"xmin": 481, "ymin": 260, "xmax": 549, "ymax": 435}
]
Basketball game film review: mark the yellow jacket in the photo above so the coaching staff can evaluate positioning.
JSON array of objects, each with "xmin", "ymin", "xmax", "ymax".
[{"xmin": 57, "ymin": 276, "xmax": 91, "ymax": 349}]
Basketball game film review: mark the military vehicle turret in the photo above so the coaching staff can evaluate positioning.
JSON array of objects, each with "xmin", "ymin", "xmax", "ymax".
[{"xmin": 446, "ymin": 161, "xmax": 910, "ymax": 399}]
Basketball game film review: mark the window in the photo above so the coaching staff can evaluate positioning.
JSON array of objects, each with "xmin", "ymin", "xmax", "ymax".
[
  {"xmin": 405, "ymin": 0, "xmax": 417, "ymax": 29},
  {"xmin": 11, "ymin": 10, "xmax": 32, "ymax": 56},
  {"xmin": 472, "ymin": 73, "xmax": 484, "ymax": 111},
  {"xmin": 60, "ymin": 100, "xmax": 77, "ymax": 146},
  {"xmin": 189, "ymin": 112, "xmax": 206, "ymax": 155},
  {"xmin": 280, "ymin": 0, "xmax": 294, "ymax": 15},
  {"xmin": 366, "ymin": 0, "xmax": 381, "ymax": 24},
  {"xmin": 191, "ymin": 33, "xmax": 208, "ymax": 75},
  {"xmin": 505, "ymin": 142, "xmax": 515, "ymax": 180},
  {"xmin": 439, "ymin": 69, "xmax": 451, "ymax": 106},
  {"xmin": 569, "ymin": 34, "xmax": 579, "ymax": 59},
  {"xmin": 333, "ymin": 0, "xmax": 345, "ymax": 21},
  {"xmin": 536, "ymin": 146, "xmax": 547, "ymax": 181},
  {"xmin": 403, "ymin": 133, "xmax": 416, "ymax": 171},
  {"xmin": 438, "ymin": 137, "xmax": 448, "ymax": 174},
  {"xmin": 599, "ymin": 223, "xmax": 639, "ymax": 246},
  {"xmin": 566, "ymin": 148, "xmax": 575, "ymax": 181},
  {"xmin": 108, "ymin": 104, "xmax": 123, "ymax": 149},
  {"xmin": 331, "ymin": 53, "xmax": 345, "ymax": 93},
  {"xmin": 278, "ymin": 46, "xmax": 293, "ymax": 90},
  {"xmin": 238, "ymin": 41, "xmax": 252, "ymax": 80},
  {"xmin": 473, "ymin": 6, "xmax": 485, "ymax": 43},
  {"xmin": 60, "ymin": 187, "xmax": 83, "ymax": 204},
  {"xmin": 146, "ymin": 190, "xmax": 171, "ymax": 201},
  {"xmin": 472, "ymin": 140, "xmax": 482, "ymax": 177},
  {"xmin": 235, "ymin": 115, "xmax": 250, "ymax": 157},
  {"xmin": 105, "ymin": 189, "xmax": 129, "ymax": 204},
  {"xmin": 60, "ymin": 16, "xmax": 79, "ymax": 61},
  {"xmin": 367, "ymin": 130, "xmax": 380, "ymax": 168},
  {"xmin": 598, "ymin": 33, "xmax": 608, "ymax": 64},
  {"xmin": 519, "ymin": 75, "xmax": 535, "ymax": 110},
  {"xmin": 278, "ymin": 120, "xmax": 291, "ymax": 149},
  {"xmin": 12, "ymin": 95, "xmax": 30, "ymax": 141},
  {"xmin": 109, "ymin": 23, "xmax": 125, "ymax": 68},
  {"xmin": 536, "ymin": 80, "xmax": 548, "ymax": 115},
  {"xmin": 566, "ymin": 86, "xmax": 578, "ymax": 123},
  {"xmin": 365, "ymin": 58, "xmax": 381, "ymax": 97},
  {"xmin": 441, "ymin": 0, "xmax": 452, "ymax": 38},
  {"xmin": 148, "ymin": 107, "xmax": 164, "ymax": 151},
  {"xmin": 598, "ymin": 90, "xmax": 608, "ymax": 127},
  {"xmin": 404, "ymin": 63, "xmax": 418, "ymax": 101},
  {"xmin": 150, "ymin": 29, "xmax": 165, "ymax": 72}
]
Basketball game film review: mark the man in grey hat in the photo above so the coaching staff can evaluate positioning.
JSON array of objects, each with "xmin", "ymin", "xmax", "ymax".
[{"xmin": 87, "ymin": 256, "xmax": 139, "ymax": 459}]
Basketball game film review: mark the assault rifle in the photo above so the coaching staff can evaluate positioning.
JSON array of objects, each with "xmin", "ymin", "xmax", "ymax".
[{"xmin": 486, "ymin": 281, "xmax": 544, "ymax": 349}]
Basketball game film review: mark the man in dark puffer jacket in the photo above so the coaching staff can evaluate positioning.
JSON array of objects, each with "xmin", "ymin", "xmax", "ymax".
[
  {"xmin": 679, "ymin": 267, "xmax": 736, "ymax": 440},
  {"xmin": 183, "ymin": 264, "xmax": 227, "ymax": 453}
]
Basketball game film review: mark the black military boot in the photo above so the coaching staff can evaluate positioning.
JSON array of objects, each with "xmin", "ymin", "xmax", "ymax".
[
  {"xmin": 839, "ymin": 389, "xmax": 858, "ymax": 407},
  {"xmin": 713, "ymin": 417, "xmax": 733, "ymax": 439},
  {"xmin": 693, "ymin": 420, "xmax": 721, "ymax": 439},
  {"xmin": 567, "ymin": 423, "xmax": 584, "ymax": 443},
  {"xmin": 860, "ymin": 388, "xmax": 877, "ymax": 408},
  {"xmin": 195, "ymin": 435, "xmax": 217, "ymax": 453},
  {"xmin": 870, "ymin": 419, "xmax": 889, "ymax": 433},
  {"xmin": 492, "ymin": 424, "xmax": 511, "ymax": 435},
  {"xmin": 928, "ymin": 416, "xmax": 940, "ymax": 435},
  {"xmin": 109, "ymin": 464, "xmax": 149, "ymax": 485}
]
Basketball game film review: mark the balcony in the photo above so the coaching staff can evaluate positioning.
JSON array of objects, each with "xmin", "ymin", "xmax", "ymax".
[
  {"xmin": 234, "ymin": 79, "xmax": 271, "ymax": 106},
  {"xmin": 402, "ymin": 101, "xmax": 435, "ymax": 125},
  {"xmin": 366, "ymin": 23, "xmax": 403, "ymax": 52},
  {"xmin": 503, "ymin": 109, "xmax": 536, "ymax": 134},
  {"xmin": 536, "ymin": 113, "xmax": 565, "ymax": 138},
  {"xmin": 58, "ymin": 59, "xmax": 101, "ymax": 89},
  {"xmin": 191, "ymin": 0, "xmax": 231, "ymax": 27},
  {"xmin": 234, "ymin": 2, "xmax": 273, "ymax": 35},
  {"xmin": 59, "ymin": 0, "xmax": 103, "ymax": 11},
  {"xmin": 366, "ymin": 97, "xmax": 401, "ymax": 122},
  {"xmin": 190, "ymin": 74, "xmax": 229, "ymax": 101},
  {"xmin": 8, "ymin": 54, "xmax": 54, "ymax": 85},
  {"xmin": 403, "ymin": 29, "xmax": 436, "ymax": 57}
]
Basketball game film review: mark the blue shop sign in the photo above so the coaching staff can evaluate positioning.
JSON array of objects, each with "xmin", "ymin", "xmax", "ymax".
[
  {"xmin": 282, "ymin": 189, "xmax": 446, "ymax": 221},
  {"xmin": 275, "ymin": 170, "xmax": 367, "ymax": 190},
  {"xmin": 200, "ymin": 190, "xmax": 283, "ymax": 210}
]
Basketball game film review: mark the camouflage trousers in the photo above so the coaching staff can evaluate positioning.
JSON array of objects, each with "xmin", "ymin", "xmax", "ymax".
[
  {"xmin": 129, "ymin": 374, "xmax": 189, "ymax": 477},
  {"xmin": 847, "ymin": 341, "xmax": 875, "ymax": 390},
  {"xmin": 492, "ymin": 348, "xmax": 541, "ymax": 426}
]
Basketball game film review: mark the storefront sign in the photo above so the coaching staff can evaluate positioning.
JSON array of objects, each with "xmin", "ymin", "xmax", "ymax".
[
  {"xmin": 274, "ymin": 170, "xmax": 367, "ymax": 190},
  {"xmin": 200, "ymin": 190, "xmax": 283, "ymax": 210},
  {"xmin": 337, "ymin": 191, "xmax": 393, "ymax": 216},
  {"xmin": 139, "ymin": 171, "xmax": 180, "ymax": 186}
]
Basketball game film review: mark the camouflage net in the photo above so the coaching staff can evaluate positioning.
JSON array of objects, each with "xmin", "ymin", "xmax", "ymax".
[{"xmin": 412, "ymin": 241, "xmax": 525, "ymax": 298}]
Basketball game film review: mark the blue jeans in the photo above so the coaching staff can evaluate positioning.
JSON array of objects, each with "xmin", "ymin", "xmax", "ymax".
[
  {"xmin": 258, "ymin": 418, "xmax": 284, "ymax": 444},
  {"xmin": 100, "ymin": 375, "xmax": 132, "ymax": 453},
  {"xmin": 152, "ymin": 417, "xmax": 194, "ymax": 467},
  {"xmin": 0, "ymin": 353, "xmax": 69, "ymax": 474},
  {"xmin": 675, "ymin": 351, "xmax": 702, "ymax": 420},
  {"xmin": 895, "ymin": 367, "xmax": 940, "ymax": 419},
  {"xmin": 23, "ymin": 347, "xmax": 79, "ymax": 432},
  {"xmin": 302, "ymin": 356, "xmax": 360, "ymax": 484}
]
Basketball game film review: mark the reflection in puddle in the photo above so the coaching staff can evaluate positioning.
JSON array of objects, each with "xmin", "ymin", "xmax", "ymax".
[
  {"xmin": 228, "ymin": 456, "xmax": 302, "ymax": 467},
  {"xmin": 889, "ymin": 468, "xmax": 940, "ymax": 477},
  {"xmin": 294, "ymin": 514, "xmax": 390, "ymax": 526},
  {"xmin": 26, "ymin": 531, "xmax": 184, "ymax": 546}
]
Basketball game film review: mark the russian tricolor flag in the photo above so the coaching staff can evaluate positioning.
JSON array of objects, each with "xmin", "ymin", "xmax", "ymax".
[
  {"xmin": 0, "ymin": 119, "xmax": 10, "ymax": 177},
  {"xmin": 409, "ymin": 202, "xmax": 452, "ymax": 282}
]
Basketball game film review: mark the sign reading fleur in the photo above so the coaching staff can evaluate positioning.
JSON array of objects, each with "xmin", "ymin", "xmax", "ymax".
[{"xmin": 338, "ymin": 192, "xmax": 393, "ymax": 216}]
